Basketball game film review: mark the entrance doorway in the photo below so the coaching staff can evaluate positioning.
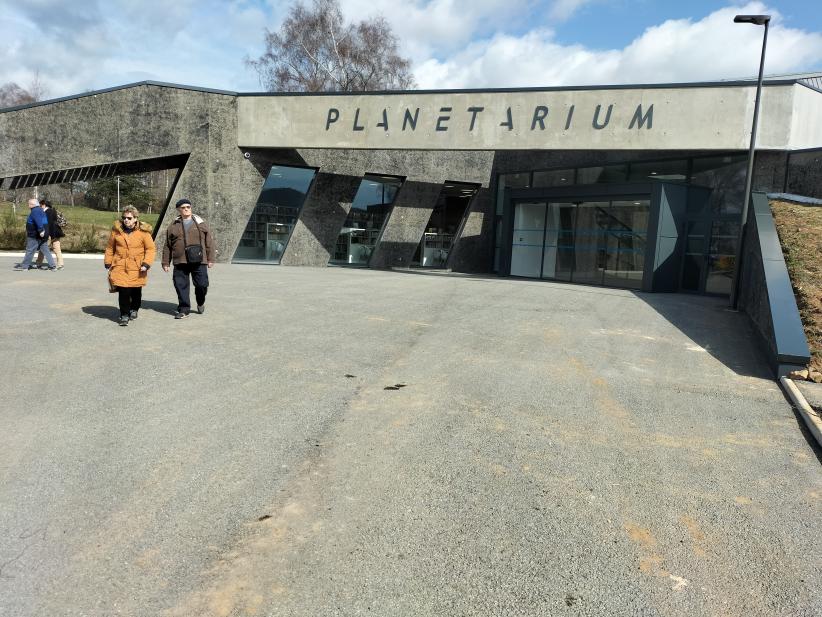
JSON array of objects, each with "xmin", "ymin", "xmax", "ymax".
[{"xmin": 510, "ymin": 198, "xmax": 650, "ymax": 289}]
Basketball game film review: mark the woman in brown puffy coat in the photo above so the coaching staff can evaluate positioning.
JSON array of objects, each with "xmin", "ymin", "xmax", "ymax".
[{"xmin": 104, "ymin": 205, "xmax": 156, "ymax": 326}]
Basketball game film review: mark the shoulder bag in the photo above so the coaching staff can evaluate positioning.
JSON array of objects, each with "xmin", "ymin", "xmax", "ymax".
[{"xmin": 181, "ymin": 219, "xmax": 204, "ymax": 263}]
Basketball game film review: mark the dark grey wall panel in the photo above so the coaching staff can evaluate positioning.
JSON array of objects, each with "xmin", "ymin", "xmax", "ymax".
[
  {"xmin": 281, "ymin": 173, "xmax": 362, "ymax": 267},
  {"xmin": 648, "ymin": 182, "xmax": 689, "ymax": 292},
  {"xmin": 369, "ymin": 181, "xmax": 443, "ymax": 269},
  {"xmin": 292, "ymin": 149, "xmax": 497, "ymax": 271},
  {"xmin": 785, "ymin": 148, "xmax": 822, "ymax": 199},
  {"xmin": 738, "ymin": 192, "xmax": 810, "ymax": 376}
]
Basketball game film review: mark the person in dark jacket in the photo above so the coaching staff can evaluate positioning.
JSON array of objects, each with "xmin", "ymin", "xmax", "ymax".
[
  {"xmin": 161, "ymin": 198, "xmax": 216, "ymax": 319},
  {"xmin": 13, "ymin": 198, "xmax": 56, "ymax": 271},
  {"xmin": 36, "ymin": 199, "xmax": 65, "ymax": 269}
]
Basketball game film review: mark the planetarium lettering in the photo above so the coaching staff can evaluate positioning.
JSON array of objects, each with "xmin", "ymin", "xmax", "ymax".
[{"xmin": 324, "ymin": 103, "xmax": 654, "ymax": 132}]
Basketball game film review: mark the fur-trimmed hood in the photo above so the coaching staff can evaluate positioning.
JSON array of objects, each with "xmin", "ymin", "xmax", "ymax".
[
  {"xmin": 173, "ymin": 214, "xmax": 205, "ymax": 224},
  {"xmin": 112, "ymin": 220, "xmax": 153, "ymax": 233}
]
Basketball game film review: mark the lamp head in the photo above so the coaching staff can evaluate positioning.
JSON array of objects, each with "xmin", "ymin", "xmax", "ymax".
[{"xmin": 734, "ymin": 14, "xmax": 771, "ymax": 25}]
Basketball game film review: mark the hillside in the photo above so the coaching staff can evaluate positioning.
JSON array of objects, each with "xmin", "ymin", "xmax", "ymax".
[{"xmin": 770, "ymin": 199, "xmax": 822, "ymax": 374}]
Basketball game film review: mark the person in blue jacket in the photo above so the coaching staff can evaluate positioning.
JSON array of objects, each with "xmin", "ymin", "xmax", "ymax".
[{"xmin": 14, "ymin": 198, "xmax": 56, "ymax": 271}]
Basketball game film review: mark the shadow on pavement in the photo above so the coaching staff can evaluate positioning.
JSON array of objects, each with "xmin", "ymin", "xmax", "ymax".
[
  {"xmin": 82, "ymin": 305, "xmax": 119, "ymax": 322},
  {"xmin": 139, "ymin": 300, "xmax": 178, "ymax": 315},
  {"xmin": 637, "ymin": 292, "xmax": 771, "ymax": 379},
  {"xmin": 388, "ymin": 271, "xmax": 770, "ymax": 378},
  {"xmin": 82, "ymin": 300, "xmax": 178, "ymax": 322}
]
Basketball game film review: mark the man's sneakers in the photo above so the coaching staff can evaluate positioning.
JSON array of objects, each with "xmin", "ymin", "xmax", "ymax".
[
  {"xmin": 119, "ymin": 315, "xmax": 129, "ymax": 327},
  {"xmin": 12, "ymin": 264, "xmax": 28, "ymax": 271},
  {"xmin": 129, "ymin": 310, "xmax": 138, "ymax": 320},
  {"xmin": 173, "ymin": 306, "xmax": 203, "ymax": 318}
]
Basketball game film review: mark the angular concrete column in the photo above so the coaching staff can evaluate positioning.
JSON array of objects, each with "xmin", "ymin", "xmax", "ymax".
[
  {"xmin": 369, "ymin": 181, "xmax": 443, "ymax": 269},
  {"xmin": 280, "ymin": 172, "xmax": 362, "ymax": 266}
]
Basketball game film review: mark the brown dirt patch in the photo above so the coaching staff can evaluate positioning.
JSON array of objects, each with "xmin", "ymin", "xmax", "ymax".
[{"xmin": 770, "ymin": 200, "xmax": 822, "ymax": 373}]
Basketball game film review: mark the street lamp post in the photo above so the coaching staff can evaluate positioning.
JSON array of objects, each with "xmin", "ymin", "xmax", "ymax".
[{"xmin": 729, "ymin": 13, "xmax": 770, "ymax": 309}]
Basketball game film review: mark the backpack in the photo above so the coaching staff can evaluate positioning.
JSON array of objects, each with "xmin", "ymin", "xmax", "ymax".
[{"xmin": 55, "ymin": 209, "xmax": 68, "ymax": 228}]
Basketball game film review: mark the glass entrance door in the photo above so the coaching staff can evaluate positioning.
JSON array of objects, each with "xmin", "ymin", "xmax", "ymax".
[
  {"xmin": 510, "ymin": 202, "xmax": 546, "ymax": 278},
  {"xmin": 510, "ymin": 197, "xmax": 650, "ymax": 289}
]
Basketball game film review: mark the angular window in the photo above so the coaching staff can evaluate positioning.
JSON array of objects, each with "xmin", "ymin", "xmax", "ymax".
[
  {"xmin": 330, "ymin": 175, "xmax": 401, "ymax": 266},
  {"xmin": 413, "ymin": 183, "xmax": 477, "ymax": 268},
  {"xmin": 233, "ymin": 165, "xmax": 316, "ymax": 263}
]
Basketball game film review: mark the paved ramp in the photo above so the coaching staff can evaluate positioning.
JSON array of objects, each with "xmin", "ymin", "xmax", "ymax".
[{"xmin": 1, "ymin": 258, "xmax": 819, "ymax": 616}]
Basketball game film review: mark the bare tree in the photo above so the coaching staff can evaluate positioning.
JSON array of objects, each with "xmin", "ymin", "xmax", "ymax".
[
  {"xmin": 0, "ymin": 82, "xmax": 36, "ymax": 108},
  {"xmin": 27, "ymin": 70, "xmax": 49, "ymax": 102},
  {"xmin": 246, "ymin": 0, "xmax": 415, "ymax": 92},
  {"xmin": 0, "ymin": 71, "xmax": 49, "ymax": 108}
]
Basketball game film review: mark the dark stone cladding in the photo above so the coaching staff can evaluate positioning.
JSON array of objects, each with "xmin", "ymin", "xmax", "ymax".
[
  {"xmin": 0, "ymin": 83, "xmax": 266, "ymax": 263},
  {"xmin": 244, "ymin": 148, "xmax": 497, "ymax": 271},
  {"xmin": 738, "ymin": 192, "xmax": 810, "ymax": 376}
]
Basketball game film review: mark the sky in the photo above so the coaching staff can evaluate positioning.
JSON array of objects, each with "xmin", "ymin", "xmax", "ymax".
[{"xmin": 1, "ymin": 0, "xmax": 822, "ymax": 100}]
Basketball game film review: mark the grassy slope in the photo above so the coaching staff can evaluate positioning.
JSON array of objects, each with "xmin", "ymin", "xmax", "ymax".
[
  {"xmin": 0, "ymin": 202, "xmax": 160, "ymax": 252},
  {"xmin": 770, "ymin": 200, "xmax": 822, "ymax": 373}
]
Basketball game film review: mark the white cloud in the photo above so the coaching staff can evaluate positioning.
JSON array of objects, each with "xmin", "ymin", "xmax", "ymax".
[
  {"xmin": 0, "ymin": 0, "xmax": 265, "ymax": 97},
  {"xmin": 413, "ymin": 2, "xmax": 822, "ymax": 88},
  {"xmin": 548, "ymin": 0, "xmax": 596, "ymax": 21},
  {"xmin": 338, "ymin": 0, "xmax": 536, "ymax": 59},
  {"xmin": 0, "ymin": 1, "xmax": 821, "ymax": 98}
]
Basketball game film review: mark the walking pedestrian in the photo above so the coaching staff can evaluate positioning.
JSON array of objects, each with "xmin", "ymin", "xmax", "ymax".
[
  {"xmin": 104, "ymin": 206, "xmax": 156, "ymax": 326},
  {"xmin": 36, "ymin": 199, "xmax": 65, "ymax": 270},
  {"xmin": 13, "ymin": 198, "xmax": 56, "ymax": 271},
  {"xmin": 161, "ymin": 198, "xmax": 216, "ymax": 319}
]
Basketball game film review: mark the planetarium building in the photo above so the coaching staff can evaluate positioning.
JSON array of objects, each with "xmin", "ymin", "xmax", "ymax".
[{"xmin": 1, "ymin": 74, "xmax": 821, "ymax": 299}]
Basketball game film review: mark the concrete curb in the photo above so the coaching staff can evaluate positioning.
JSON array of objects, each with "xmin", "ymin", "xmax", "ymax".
[{"xmin": 780, "ymin": 376, "xmax": 822, "ymax": 448}]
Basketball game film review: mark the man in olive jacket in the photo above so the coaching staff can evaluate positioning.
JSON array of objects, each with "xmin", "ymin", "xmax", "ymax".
[{"xmin": 161, "ymin": 198, "xmax": 216, "ymax": 319}]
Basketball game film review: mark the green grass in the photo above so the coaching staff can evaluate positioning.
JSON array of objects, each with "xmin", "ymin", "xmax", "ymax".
[
  {"xmin": 0, "ymin": 202, "xmax": 160, "ymax": 227},
  {"xmin": 0, "ymin": 202, "xmax": 160, "ymax": 252}
]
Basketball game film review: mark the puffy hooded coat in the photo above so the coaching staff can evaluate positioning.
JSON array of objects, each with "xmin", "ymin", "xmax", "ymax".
[{"xmin": 104, "ymin": 221, "xmax": 156, "ymax": 288}]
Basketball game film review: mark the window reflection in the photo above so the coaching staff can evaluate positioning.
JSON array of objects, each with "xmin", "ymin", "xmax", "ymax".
[
  {"xmin": 690, "ymin": 155, "xmax": 747, "ymax": 214},
  {"xmin": 511, "ymin": 198, "xmax": 650, "ymax": 289},
  {"xmin": 704, "ymin": 220, "xmax": 739, "ymax": 295},
  {"xmin": 330, "ymin": 175, "xmax": 401, "ymax": 266},
  {"xmin": 414, "ymin": 183, "xmax": 477, "ymax": 268},
  {"xmin": 233, "ymin": 165, "xmax": 316, "ymax": 263},
  {"xmin": 603, "ymin": 201, "xmax": 649, "ymax": 289}
]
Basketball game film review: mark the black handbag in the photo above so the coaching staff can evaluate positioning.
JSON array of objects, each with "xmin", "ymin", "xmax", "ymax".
[
  {"xmin": 185, "ymin": 244, "xmax": 203, "ymax": 263},
  {"xmin": 181, "ymin": 219, "xmax": 204, "ymax": 264}
]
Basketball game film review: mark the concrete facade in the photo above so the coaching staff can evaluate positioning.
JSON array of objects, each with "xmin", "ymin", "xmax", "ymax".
[
  {"xmin": 0, "ymin": 84, "xmax": 266, "ymax": 262},
  {"xmin": 1, "ymin": 78, "xmax": 821, "ymax": 277}
]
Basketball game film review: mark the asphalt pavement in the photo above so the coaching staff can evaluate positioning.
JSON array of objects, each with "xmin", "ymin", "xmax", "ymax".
[{"xmin": 1, "ymin": 255, "xmax": 820, "ymax": 617}]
